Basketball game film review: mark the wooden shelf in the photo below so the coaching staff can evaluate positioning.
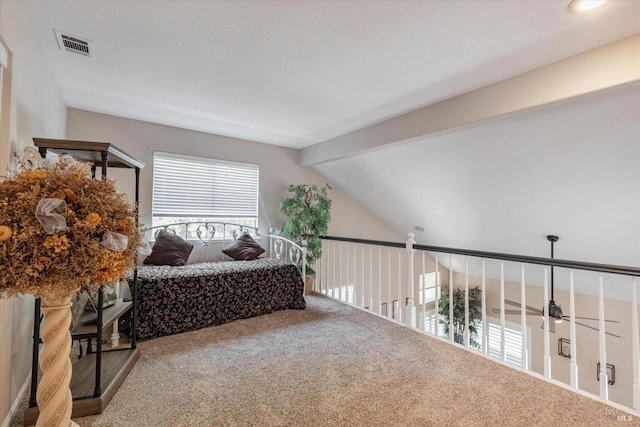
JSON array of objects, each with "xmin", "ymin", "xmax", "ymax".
[
  {"xmin": 71, "ymin": 302, "xmax": 133, "ymax": 339},
  {"xmin": 33, "ymin": 138, "xmax": 144, "ymax": 170},
  {"xmin": 23, "ymin": 348, "xmax": 140, "ymax": 425},
  {"xmin": 25, "ymin": 137, "xmax": 142, "ymax": 425}
]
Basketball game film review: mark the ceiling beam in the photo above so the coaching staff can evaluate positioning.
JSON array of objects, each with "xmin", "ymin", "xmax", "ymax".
[{"xmin": 300, "ymin": 34, "xmax": 640, "ymax": 166}]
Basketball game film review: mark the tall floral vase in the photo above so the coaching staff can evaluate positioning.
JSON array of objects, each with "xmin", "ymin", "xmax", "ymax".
[{"xmin": 36, "ymin": 295, "xmax": 79, "ymax": 427}]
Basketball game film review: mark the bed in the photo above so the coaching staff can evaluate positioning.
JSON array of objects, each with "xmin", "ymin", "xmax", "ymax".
[{"xmin": 132, "ymin": 222, "xmax": 307, "ymax": 340}]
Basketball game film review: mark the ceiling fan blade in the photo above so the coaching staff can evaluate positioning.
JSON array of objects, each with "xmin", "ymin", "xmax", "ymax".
[
  {"xmin": 573, "ymin": 321, "xmax": 624, "ymax": 339},
  {"xmin": 563, "ymin": 315, "xmax": 621, "ymax": 323},
  {"xmin": 494, "ymin": 309, "xmax": 540, "ymax": 315},
  {"xmin": 504, "ymin": 299, "xmax": 543, "ymax": 313}
]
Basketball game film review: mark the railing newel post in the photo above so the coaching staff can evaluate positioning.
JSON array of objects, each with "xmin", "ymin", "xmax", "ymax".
[{"xmin": 405, "ymin": 233, "xmax": 416, "ymax": 328}]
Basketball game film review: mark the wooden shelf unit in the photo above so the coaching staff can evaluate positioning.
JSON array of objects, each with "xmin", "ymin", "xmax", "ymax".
[
  {"xmin": 71, "ymin": 302, "xmax": 133, "ymax": 339},
  {"xmin": 25, "ymin": 138, "xmax": 144, "ymax": 424}
]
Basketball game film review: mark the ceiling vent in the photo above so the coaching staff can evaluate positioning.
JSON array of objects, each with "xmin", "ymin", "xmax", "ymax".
[{"xmin": 54, "ymin": 30, "xmax": 93, "ymax": 58}]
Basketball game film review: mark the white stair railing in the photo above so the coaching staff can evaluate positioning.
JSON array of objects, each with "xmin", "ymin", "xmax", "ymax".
[{"xmin": 315, "ymin": 233, "xmax": 640, "ymax": 415}]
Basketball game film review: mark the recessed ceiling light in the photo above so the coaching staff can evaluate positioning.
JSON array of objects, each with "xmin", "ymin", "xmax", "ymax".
[{"xmin": 568, "ymin": 0, "xmax": 607, "ymax": 14}]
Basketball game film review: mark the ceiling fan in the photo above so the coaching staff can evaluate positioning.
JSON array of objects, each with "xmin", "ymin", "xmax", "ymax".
[{"xmin": 492, "ymin": 235, "xmax": 622, "ymax": 338}]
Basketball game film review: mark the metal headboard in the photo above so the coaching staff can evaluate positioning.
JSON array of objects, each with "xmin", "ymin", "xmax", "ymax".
[{"xmin": 143, "ymin": 221, "xmax": 306, "ymax": 276}]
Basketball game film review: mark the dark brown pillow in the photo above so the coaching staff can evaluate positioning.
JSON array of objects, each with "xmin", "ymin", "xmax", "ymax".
[
  {"xmin": 143, "ymin": 230, "xmax": 194, "ymax": 266},
  {"xmin": 222, "ymin": 233, "xmax": 265, "ymax": 261}
]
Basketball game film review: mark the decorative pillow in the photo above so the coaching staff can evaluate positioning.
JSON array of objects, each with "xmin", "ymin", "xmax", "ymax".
[
  {"xmin": 222, "ymin": 233, "xmax": 265, "ymax": 261},
  {"xmin": 143, "ymin": 230, "xmax": 194, "ymax": 266}
]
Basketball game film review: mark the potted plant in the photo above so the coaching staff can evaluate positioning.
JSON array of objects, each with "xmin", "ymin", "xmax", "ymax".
[
  {"xmin": 279, "ymin": 183, "xmax": 331, "ymax": 293},
  {"xmin": 438, "ymin": 285, "xmax": 482, "ymax": 348}
]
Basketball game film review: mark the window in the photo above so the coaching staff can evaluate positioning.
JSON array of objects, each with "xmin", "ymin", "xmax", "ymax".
[
  {"xmin": 152, "ymin": 152, "xmax": 259, "ymax": 233},
  {"xmin": 420, "ymin": 311, "xmax": 530, "ymax": 370},
  {"xmin": 421, "ymin": 309, "xmax": 445, "ymax": 336},
  {"xmin": 324, "ymin": 285, "xmax": 355, "ymax": 304},
  {"xmin": 418, "ymin": 271, "xmax": 440, "ymax": 305},
  {"xmin": 478, "ymin": 316, "xmax": 531, "ymax": 370}
]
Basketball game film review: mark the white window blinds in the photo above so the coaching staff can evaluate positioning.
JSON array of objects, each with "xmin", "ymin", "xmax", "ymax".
[{"xmin": 152, "ymin": 152, "xmax": 259, "ymax": 218}]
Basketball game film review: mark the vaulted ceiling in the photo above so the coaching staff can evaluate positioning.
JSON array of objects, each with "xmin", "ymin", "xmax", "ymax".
[
  {"xmin": 25, "ymin": 1, "xmax": 639, "ymax": 148},
  {"xmin": 24, "ymin": 1, "xmax": 640, "ymax": 290}
]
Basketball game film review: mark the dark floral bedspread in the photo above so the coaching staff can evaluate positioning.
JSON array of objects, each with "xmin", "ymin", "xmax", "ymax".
[{"xmin": 131, "ymin": 258, "xmax": 306, "ymax": 340}]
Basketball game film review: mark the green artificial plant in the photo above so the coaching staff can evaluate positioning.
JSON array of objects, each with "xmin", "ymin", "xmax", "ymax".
[
  {"xmin": 438, "ymin": 285, "xmax": 482, "ymax": 348},
  {"xmin": 279, "ymin": 183, "xmax": 332, "ymax": 275}
]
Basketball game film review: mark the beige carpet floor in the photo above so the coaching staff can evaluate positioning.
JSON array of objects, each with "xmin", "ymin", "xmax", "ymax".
[{"xmin": 14, "ymin": 295, "xmax": 640, "ymax": 426}]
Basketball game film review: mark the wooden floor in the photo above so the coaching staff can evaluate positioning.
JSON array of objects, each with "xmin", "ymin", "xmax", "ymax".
[{"xmin": 23, "ymin": 348, "xmax": 139, "ymax": 425}]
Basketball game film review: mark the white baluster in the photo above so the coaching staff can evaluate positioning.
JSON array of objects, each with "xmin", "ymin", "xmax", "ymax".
[
  {"xmin": 543, "ymin": 267, "xmax": 551, "ymax": 379},
  {"xmin": 369, "ymin": 246, "xmax": 373, "ymax": 311},
  {"xmin": 569, "ymin": 271, "xmax": 578, "ymax": 389},
  {"xmin": 449, "ymin": 253, "xmax": 454, "ymax": 344},
  {"xmin": 435, "ymin": 254, "xmax": 439, "ymax": 337},
  {"xmin": 520, "ymin": 264, "xmax": 528, "ymax": 370},
  {"xmin": 598, "ymin": 273, "xmax": 608, "ymax": 400},
  {"xmin": 500, "ymin": 262, "xmax": 506, "ymax": 363},
  {"xmin": 378, "ymin": 247, "xmax": 382, "ymax": 315},
  {"xmin": 388, "ymin": 249, "xmax": 392, "ymax": 319},
  {"xmin": 301, "ymin": 240, "xmax": 307, "ymax": 282},
  {"xmin": 360, "ymin": 245, "xmax": 365, "ymax": 308},
  {"xmin": 398, "ymin": 249, "xmax": 402, "ymax": 323},
  {"xmin": 464, "ymin": 256, "xmax": 469, "ymax": 349},
  {"xmin": 406, "ymin": 233, "xmax": 416, "ymax": 328},
  {"xmin": 332, "ymin": 241, "xmax": 336, "ymax": 299},
  {"xmin": 269, "ymin": 228, "xmax": 274, "ymax": 259},
  {"xmin": 346, "ymin": 244, "xmax": 350, "ymax": 303},
  {"xmin": 321, "ymin": 241, "xmax": 326, "ymax": 293},
  {"xmin": 481, "ymin": 259, "xmax": 487, "ymax": 355},
  {"xmin": 632, "ymin": 277, "xmax": 640, "ymax": 411},
  {"xmin": 351, "ymin": 244, "xmax": 355, "ymax": 305},
  {"xmin": 421, "ymin": 251, "xmax": 426, "ymax": 332},
  {"xmin": 339, "ymin": 243, "xmax": 343, "ymax": 301}
]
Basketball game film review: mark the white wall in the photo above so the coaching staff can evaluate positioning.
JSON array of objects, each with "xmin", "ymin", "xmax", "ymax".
[
  {"xmin": 314, "ymin": 81, "xmax": 640, "ymax": 303},
  {"xmin": 65, "ymin": 108, "xmax": 403, "ymax": 243},
  {"xmin": 0, "ymin": 1, "xmax": 67, "ymax": 425}
]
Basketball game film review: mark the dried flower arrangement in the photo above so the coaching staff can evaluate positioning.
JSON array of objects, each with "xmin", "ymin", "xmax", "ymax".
[{"xmin": 0, "ymin": 156, "xmax": 141, "ymax": 300}]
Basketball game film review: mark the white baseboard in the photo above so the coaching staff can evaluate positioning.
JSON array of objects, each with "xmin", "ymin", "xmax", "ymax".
[{"xmin": 1, "ymin": 369, "xmax": 31, "ymax": 427}]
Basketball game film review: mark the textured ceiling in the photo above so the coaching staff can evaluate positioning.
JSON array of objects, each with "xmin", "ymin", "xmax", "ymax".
[{"xmin": 24, "ymin": 0, "xmax": 640, "ymax": 148}]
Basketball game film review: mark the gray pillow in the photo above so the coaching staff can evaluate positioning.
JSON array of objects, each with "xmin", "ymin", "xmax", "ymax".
[
  {"xmin": 143, "ymin": 230, "xmax": 194, "ymax": 266},
  {"xmin": 222, "ymin": 233, "xmax": 265, "ymax": 261}
]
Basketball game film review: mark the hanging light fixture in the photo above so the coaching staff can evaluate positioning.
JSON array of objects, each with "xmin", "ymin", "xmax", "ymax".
[
  {"xmin": 547, "ymin": 235, "xmax": 564, "ymax": 323},
  {"xmin": 568, "ymin": 0, "xmax": 608, "ymax": 14}
]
